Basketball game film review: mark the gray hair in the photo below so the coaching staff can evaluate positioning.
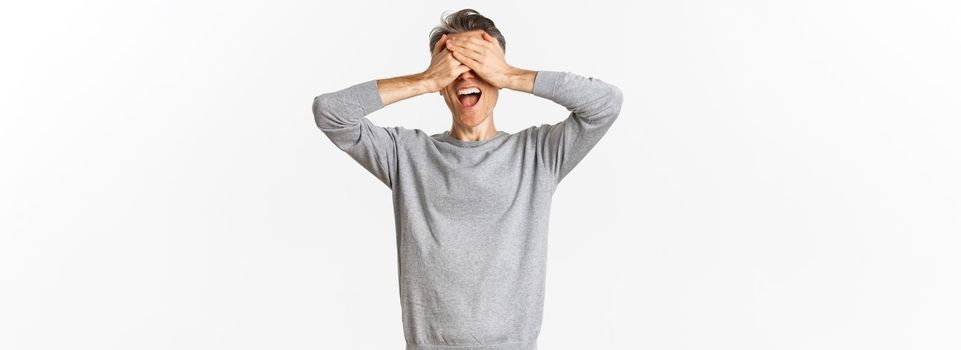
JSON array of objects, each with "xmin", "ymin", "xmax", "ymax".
[{"xmin": 428, "ymin": 9, "xmax": 506, "ymax": 54}]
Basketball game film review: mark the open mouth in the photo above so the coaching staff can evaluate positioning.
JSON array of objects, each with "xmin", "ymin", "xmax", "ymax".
[{"xmin": 456, "ymin": 88, "xmax": 482, "ymax": 108}]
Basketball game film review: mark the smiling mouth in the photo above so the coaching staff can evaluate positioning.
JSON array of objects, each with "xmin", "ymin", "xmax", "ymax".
[{"xmin": 457, "ymin": 90, "xmax": 482, "ymax": 108}]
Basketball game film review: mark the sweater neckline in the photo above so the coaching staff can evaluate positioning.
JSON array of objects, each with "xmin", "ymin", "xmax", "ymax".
[{"xmin": 436, "ymin": 130, "xmax": 508, "ymax": 148}]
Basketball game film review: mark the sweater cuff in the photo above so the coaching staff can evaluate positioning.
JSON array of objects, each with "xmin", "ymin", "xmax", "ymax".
[
  {"xmin": 355, "ymin": 79, "xmax": 386, "ymax": 114},
  {"xmin": 531, "ymin": 70, "xmax": 563, "ymax": 99}
]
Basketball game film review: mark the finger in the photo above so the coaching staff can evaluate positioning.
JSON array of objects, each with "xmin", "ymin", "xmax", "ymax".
[
  {"xmin": 482, "ymin": 32, "xmax": 494, "ymax": 43},
  {"xmin": 447, "ymin": 57, "xmax": 472, "ymax": 75},
  {"xmin": 450, "ymin": 38, "xmax": 488, "ymax": 56},
  {"xmin": 450, "ymin": 50, "xmax": 480, "ymax": 70},
  {"xmin": 448, "ymin": 45, "xmax": 484, "ymax": 66},
  {"xmin": 447, "ymin": 39, "xmax": 486, "ymax": 61},
  {"xmin": 432, "ymin": 34, "xmax": 448, "ymax": 55},
  {"xmin": 434, "ymin": 34, "xmax": 449, "ymax": 55},
  {"xmin": 456, "ymin": 35, "xmax": 490, "ymax": 50},
  {"xmin": 481, "ymin": 32, "xmax": 504, "ymax": 52},
  {"xmin": 443, "ymin": 51, "xmax": 467, "ymax": 68}
]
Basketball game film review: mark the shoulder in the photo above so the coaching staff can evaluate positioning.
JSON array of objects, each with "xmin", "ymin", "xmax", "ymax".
[
  {"xmin": 388, "ymin": 127, "xmax": 436, "ymax": 147},
  {"xmin": 507, "ymin": 125, "xmax": 555, "ymax": 147}
]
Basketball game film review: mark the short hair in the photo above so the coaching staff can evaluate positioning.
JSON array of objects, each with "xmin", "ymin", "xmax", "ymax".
[{"xmin": 428, "ymin": 9, "xmax": 506, "ymax": 54}]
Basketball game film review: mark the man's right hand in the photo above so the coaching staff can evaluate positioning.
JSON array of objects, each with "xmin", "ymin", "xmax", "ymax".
[
  {"xmin": 373, "ymin": 34, "xmax": 472, "ymax": 106},
  {"xmin": 420, "ymin": 34, "xmax": 471, "ymax": 93}
]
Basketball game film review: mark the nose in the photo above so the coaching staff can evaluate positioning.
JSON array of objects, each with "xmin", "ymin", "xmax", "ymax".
[{"xmin": 458, "ymin": 70, "xmax": 476, "ymax": 80}]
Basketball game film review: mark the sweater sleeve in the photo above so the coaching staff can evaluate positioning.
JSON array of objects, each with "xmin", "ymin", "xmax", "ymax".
[
  {"xmin": 531, "ymin": 71, "xmax": 624, "ymax": 184},
  {"xmin": 312, "ymin": 79, "xmax": 406, "ymax": 190}
]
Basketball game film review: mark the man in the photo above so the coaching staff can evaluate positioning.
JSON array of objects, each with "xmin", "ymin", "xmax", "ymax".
[{"xmin": 312, "ymin": 8, "xmax": 622, "ymax": 350}]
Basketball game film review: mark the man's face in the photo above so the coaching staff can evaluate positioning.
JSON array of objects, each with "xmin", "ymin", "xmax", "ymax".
[{"xmin": 439, "ymin": 30, "xmax": 499, "ymax": 127}]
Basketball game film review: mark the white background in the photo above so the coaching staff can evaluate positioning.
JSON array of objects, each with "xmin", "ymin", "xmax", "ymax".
[{"xmin": 2, "ymin": 1, "xmax": 959, "ymax": 349}]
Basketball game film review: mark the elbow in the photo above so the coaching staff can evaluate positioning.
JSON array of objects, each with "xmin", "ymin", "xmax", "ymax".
[
  {"xmin": 312, "ymin": 94, "xmax": 334, "ymax": 130},
  {"xmin": 573, "ymin": 82, "xmax": 624, "ymax": 124},
  {"xmin": 605, "ymin": 84, "xmax": 624, "ymax": 122}
]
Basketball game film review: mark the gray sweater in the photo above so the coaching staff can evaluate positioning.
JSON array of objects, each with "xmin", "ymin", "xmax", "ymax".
[{"xmin": 312, "ymin": 70, "xmax": 623, "ymax": 350}]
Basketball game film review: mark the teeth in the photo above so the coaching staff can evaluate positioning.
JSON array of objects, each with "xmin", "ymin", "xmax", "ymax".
[{"xmin": 457, "ymin": 87, "xmax": 481, "ymax": 95}]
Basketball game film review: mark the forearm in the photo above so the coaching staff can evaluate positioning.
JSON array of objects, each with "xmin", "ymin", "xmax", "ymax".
[
  {"xmin": 376, "ymin": 73, "xmax": 433, "ymax": 106},
  {"xmin": 504, "ymin": 67, "xmax": 537, "ymax": 93},
  {"xmin": 312, "ymin": 72, "xmax": 435, "ymax": 131}
]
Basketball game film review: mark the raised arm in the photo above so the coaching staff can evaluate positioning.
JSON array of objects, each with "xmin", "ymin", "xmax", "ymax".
[
  {"xmin": 312, "ymin": 79, "xmax": 400, "ymax": 189},
  {"xmin": 529, "ymin": 71, "xmax": 623, "ymax": 184},
  {"xmin": 444, "ymin": 32, "xmax": 624, "ymax": 184},
  {"xmin": 311, "ymin": 34, "xmax": 471, "ymax": 189}
]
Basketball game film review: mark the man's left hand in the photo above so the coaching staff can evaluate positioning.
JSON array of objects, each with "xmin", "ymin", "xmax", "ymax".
[{"xmin": 445, "ymin": 32, "xmax": 517, "ymax": 89}]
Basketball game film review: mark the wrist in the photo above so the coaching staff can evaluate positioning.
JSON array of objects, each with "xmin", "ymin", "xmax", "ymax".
[
  {"xmin": 415, "ymin": 72, "xmax": 440, "ymax": 93},
  {"xmin": 504, "ymin": 67, "xmax": 536, "ymax": 93}
]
